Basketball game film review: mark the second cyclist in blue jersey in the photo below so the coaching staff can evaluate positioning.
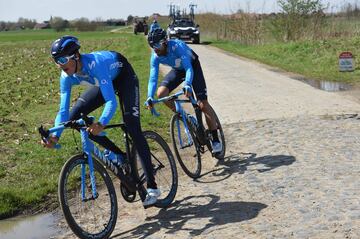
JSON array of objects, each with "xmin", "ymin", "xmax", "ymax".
[
  {"xmin": 41, "ymin": 35, "xmax": 160, "ymax": 206},
  {"xmin": 145, "ymin": 28, "xmax": 222, "ymax": 153},
  {"xmin": 149, "ymin": 19, "xmax": 160, "ymax": 33}
]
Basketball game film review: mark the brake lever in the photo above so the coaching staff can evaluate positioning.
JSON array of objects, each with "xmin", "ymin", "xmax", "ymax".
[
  {"xmin": 38, "ymin": 125, "xmax": 49, "ymax": 140},
  {"xmin": 81, "ymin": 113, "xmax": 94, "ymax": 126},
  {"xmin": 38, "ymin": 125, "xmax": 62, "ymax": 149}
]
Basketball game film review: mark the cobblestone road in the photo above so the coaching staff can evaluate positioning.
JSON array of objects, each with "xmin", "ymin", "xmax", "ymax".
[{"xmin": 56, "ymin": 114, "xmax": 360, "ymax": 239}]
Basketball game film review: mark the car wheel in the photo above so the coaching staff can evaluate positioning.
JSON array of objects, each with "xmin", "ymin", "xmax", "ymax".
[{"xmin": 193, "ymin": 36, "xmax": 200, "ymax": 44}]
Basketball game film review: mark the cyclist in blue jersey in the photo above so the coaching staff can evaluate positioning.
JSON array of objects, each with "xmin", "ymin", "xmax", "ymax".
[
  {"xmin": 145, "ymin": 28, "xmax": 222, "ymax": 153},
  {"xmin": 41, "ymin": 35, "xmax": 160, "ymax": 206},
  {"xmin": 149, "ymin": 19, "xmax": 160, "ymax": 33}
]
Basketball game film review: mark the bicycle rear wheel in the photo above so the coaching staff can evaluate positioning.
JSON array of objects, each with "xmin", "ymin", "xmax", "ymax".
[
  {"xmin": 58, "ymin": 154, "xmax": 118, "ymax": 239},
  {"xmin": 170, "ymin": 113, "xmax": 202, "ymax": 178},
  {"xmin": 132, "ymin": 131, "xmax": 178, "ymax": 208}
]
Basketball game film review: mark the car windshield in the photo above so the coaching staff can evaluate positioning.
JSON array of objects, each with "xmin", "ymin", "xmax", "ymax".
[{"xmin": 173, "ymin": 19, "xmax": 194, "ymax": 27}]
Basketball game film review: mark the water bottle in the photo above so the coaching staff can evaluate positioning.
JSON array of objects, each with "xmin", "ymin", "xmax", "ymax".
[
  {"xmin": 187, "ymin": 114, "xmax": 198, "ymax": 128},
  {"xmin": 104, "ymin": 149, "xmax": 125, "ymax": 167}
]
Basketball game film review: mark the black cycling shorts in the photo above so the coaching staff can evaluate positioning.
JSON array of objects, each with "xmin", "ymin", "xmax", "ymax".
[{"xmin": 160, "ymin": 58, "xmax": 208, "ymax": 101}]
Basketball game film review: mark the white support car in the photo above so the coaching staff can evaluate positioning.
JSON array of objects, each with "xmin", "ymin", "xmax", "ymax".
[{"xmin": 167, "ymin": 18, "xmax": 200, "ymax": 44}]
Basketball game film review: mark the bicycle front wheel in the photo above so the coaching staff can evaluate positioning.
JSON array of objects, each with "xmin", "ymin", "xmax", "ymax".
[
  {"xmin": 170, "ymin": 113, "xmax": 202, "ymax": 179},
  {"xmin": 58, "ymin": 154, "xmax": 118, "ymax": 239},
  {"xmin": 132, "ymin": 131, "xmax": 178, "ymax": 208}
]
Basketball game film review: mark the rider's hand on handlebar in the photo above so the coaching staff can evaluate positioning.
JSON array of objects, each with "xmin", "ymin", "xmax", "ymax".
[
  {"xmin": 183, "ymin": 84, "xmax": 192, "ymax": 98},
  {"xmin": 41, "ymin": 135, "xmax": 59, "ymax": 149},
  {"xmin": 145, "ymin": 97, "xmax": 154, "ymax": 109},
  {"xmin": 87, "ymin": 122, "xmax": 104, "ymax": 136}
]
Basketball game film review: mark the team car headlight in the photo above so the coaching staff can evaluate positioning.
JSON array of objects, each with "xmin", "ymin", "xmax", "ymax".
[
  {"xmin": 169, "ymin": 30, "xmax": 177, "ymax": 34},
  {"xmin": 194, "ymin": 30, "xmax": 199, "ymax": 34}
]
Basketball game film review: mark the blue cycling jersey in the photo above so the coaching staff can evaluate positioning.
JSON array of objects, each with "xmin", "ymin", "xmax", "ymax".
[
  {"xmin": 149, "ymin": 22, "xmax": 160, "ymax": 32},
  {"xmin": 54, "ymin": 51, "xmax": 122, "ymax": 138},
  {"xmin": 148, "ymin": 39, "xmax": 197, "ymax": 98}
]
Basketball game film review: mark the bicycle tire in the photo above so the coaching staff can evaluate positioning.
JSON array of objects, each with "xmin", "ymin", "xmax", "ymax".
[
  {"xmin": 58, "ymin": 154, "xmax": 118, "ymax": 239},
  {"xmin": 132, "ymin": 131, "xmax": 178, "ymax": 208},
  {"xmin": 170, "ymin": 113, "xmax": 202, "ymax": 179}
]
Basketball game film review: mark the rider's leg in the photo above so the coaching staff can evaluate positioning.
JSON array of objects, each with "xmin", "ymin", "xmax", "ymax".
[
  {"xmin": 157, "ymin": 86, "xmax": 175, "ymax": 111},
  {"xmin": 197, "ymin": 100, "xmax": 220, "ymax": 146},
  {"xmin": 69, "ymin": 86, "xmax": 124, "ymax": 155},
  {"xmin": 190, "ymin": 59, "xmax": 217, "ymax": 130},
  {"xmin": 114, "ymin": 61, "xmax": 157, "ymax": 191},
  {"xmin": 191, "ymin": 58, "xmax": 221, "ymax": 149},
  {"xmin": 198, "ymin": 100, "xmax": 217, "ymax": 131},
  {"xmin": 158, "ymin": 69, "xmax": 184, "ymax": 112}
]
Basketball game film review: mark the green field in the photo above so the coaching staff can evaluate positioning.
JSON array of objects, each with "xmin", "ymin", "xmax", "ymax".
[{"xmin": 0, "ymin": 29, "xmax": 172, "ymax": 218}]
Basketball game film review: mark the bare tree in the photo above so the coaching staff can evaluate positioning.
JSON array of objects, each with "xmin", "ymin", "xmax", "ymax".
[
  {"xmin": 17, "ymin": 17, "xmax": 37, "ymax": 29},
  {"xmin": 50, "ymin": 17, "xmax": 68, "ymax": 32}
]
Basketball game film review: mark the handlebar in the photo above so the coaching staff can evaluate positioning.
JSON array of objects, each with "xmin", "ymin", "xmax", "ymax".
[
  {"xmin": 38, "ymin": 114, "xmax": 105, "ymax": 149},
  {"xmin": 148, "ymin": 90, "xmax": 197, "ymax": 117}
]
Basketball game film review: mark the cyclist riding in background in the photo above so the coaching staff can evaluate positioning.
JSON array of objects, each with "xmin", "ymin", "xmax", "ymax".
[
  {"xmin": 149, "ymin": 19, "xmax": 160, "ymax": 33},
  {"xmin": 41, "ymin": 35, "xmax": 160, "ymax": 207},
  {"xmin": 145, "ymin": 28, "xmax": 222, "ymax": 153}
]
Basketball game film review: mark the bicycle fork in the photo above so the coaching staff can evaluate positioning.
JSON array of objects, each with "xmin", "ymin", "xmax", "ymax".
[
  {"xmin": 80, "ymin": 129, "xmax": 98, "ymax": 201},
  {"xmin": 175, "ymin": 102, "xmax": 194, "ymax": 149}
]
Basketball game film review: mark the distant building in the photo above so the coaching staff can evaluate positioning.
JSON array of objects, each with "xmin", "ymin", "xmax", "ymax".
[{"xmin": 34, "ymin": 22, "xmax": 50, "ymax": 30}]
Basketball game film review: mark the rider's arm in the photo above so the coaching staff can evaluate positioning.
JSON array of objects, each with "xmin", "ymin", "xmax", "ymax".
[
  {"xmin": 93, "ymin": 65, "xmax": 117, "ymax": 126},
  {"xmin": 147, "ymin": 53, "xmax": 160, "ymax": 98},
  {"xmin": 53, "ymin": 74, "xmax": 73, "ymax": 138}
]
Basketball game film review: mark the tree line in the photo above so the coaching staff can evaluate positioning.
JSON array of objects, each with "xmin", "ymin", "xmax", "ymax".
[
  {"xmin": 0, "ymin": 15, "xmax": 141, "ymax": 32},
  {"xmin": 195, "ymin": 0, "xmax": 360, "ymax": 44}
]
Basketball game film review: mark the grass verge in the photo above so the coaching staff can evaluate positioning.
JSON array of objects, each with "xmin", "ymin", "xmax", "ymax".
[{"xmin": 207, "ymin": 37, "xmax": 360, "ymax": 83}]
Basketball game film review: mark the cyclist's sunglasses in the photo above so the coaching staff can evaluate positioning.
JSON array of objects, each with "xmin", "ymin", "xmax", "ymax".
[
  {"xmin": 54, "ymin": 54, "xmax": 75, "ymax": 65},
  {"xmin": 151, "ymin": 41, "xmax": 165, "ymax": 50}
]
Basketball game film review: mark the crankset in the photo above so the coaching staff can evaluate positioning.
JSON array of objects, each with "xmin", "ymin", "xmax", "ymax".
[{"xmin": 120, "ymin": 182, "xmax": 136, "ymax": 203}]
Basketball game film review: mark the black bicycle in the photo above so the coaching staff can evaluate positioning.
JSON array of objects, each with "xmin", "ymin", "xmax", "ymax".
[
  {"xmin": 39, "ymin": 114, "xmax": 177, "ymax": 239},
  {"xmin": 150, "ymin": 90, "xmax": 226, "ymax": 179}
]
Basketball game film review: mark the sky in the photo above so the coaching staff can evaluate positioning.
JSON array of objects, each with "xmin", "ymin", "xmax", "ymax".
[{"xmin": 0, "ymin": 0, "xmax": 353, "ymax": 22}]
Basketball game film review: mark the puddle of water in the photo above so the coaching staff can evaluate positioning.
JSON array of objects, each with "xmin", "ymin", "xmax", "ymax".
[
  {"xmin": 0, "ymin": 212, "xmax": 64, "ymax": 239},
  {"xmin": 268, "ymin": 68, "xmax": 352, "ymax": 92},
  {"xmin": 291, "ymin": 76, "xmax": 351, "ymax": 92}
]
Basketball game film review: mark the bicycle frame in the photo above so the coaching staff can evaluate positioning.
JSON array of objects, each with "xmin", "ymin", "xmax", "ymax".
[
  {"xmin": 45, "ymin": 119, "xmax": 129, "ymax": 202},
  {"xmin": 40, "ymin": 113, "xmax": 178, "ymax": 238},
  {"xmin": 151, "ymin": 90, "xmax": 208, "ymax": 148}
]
